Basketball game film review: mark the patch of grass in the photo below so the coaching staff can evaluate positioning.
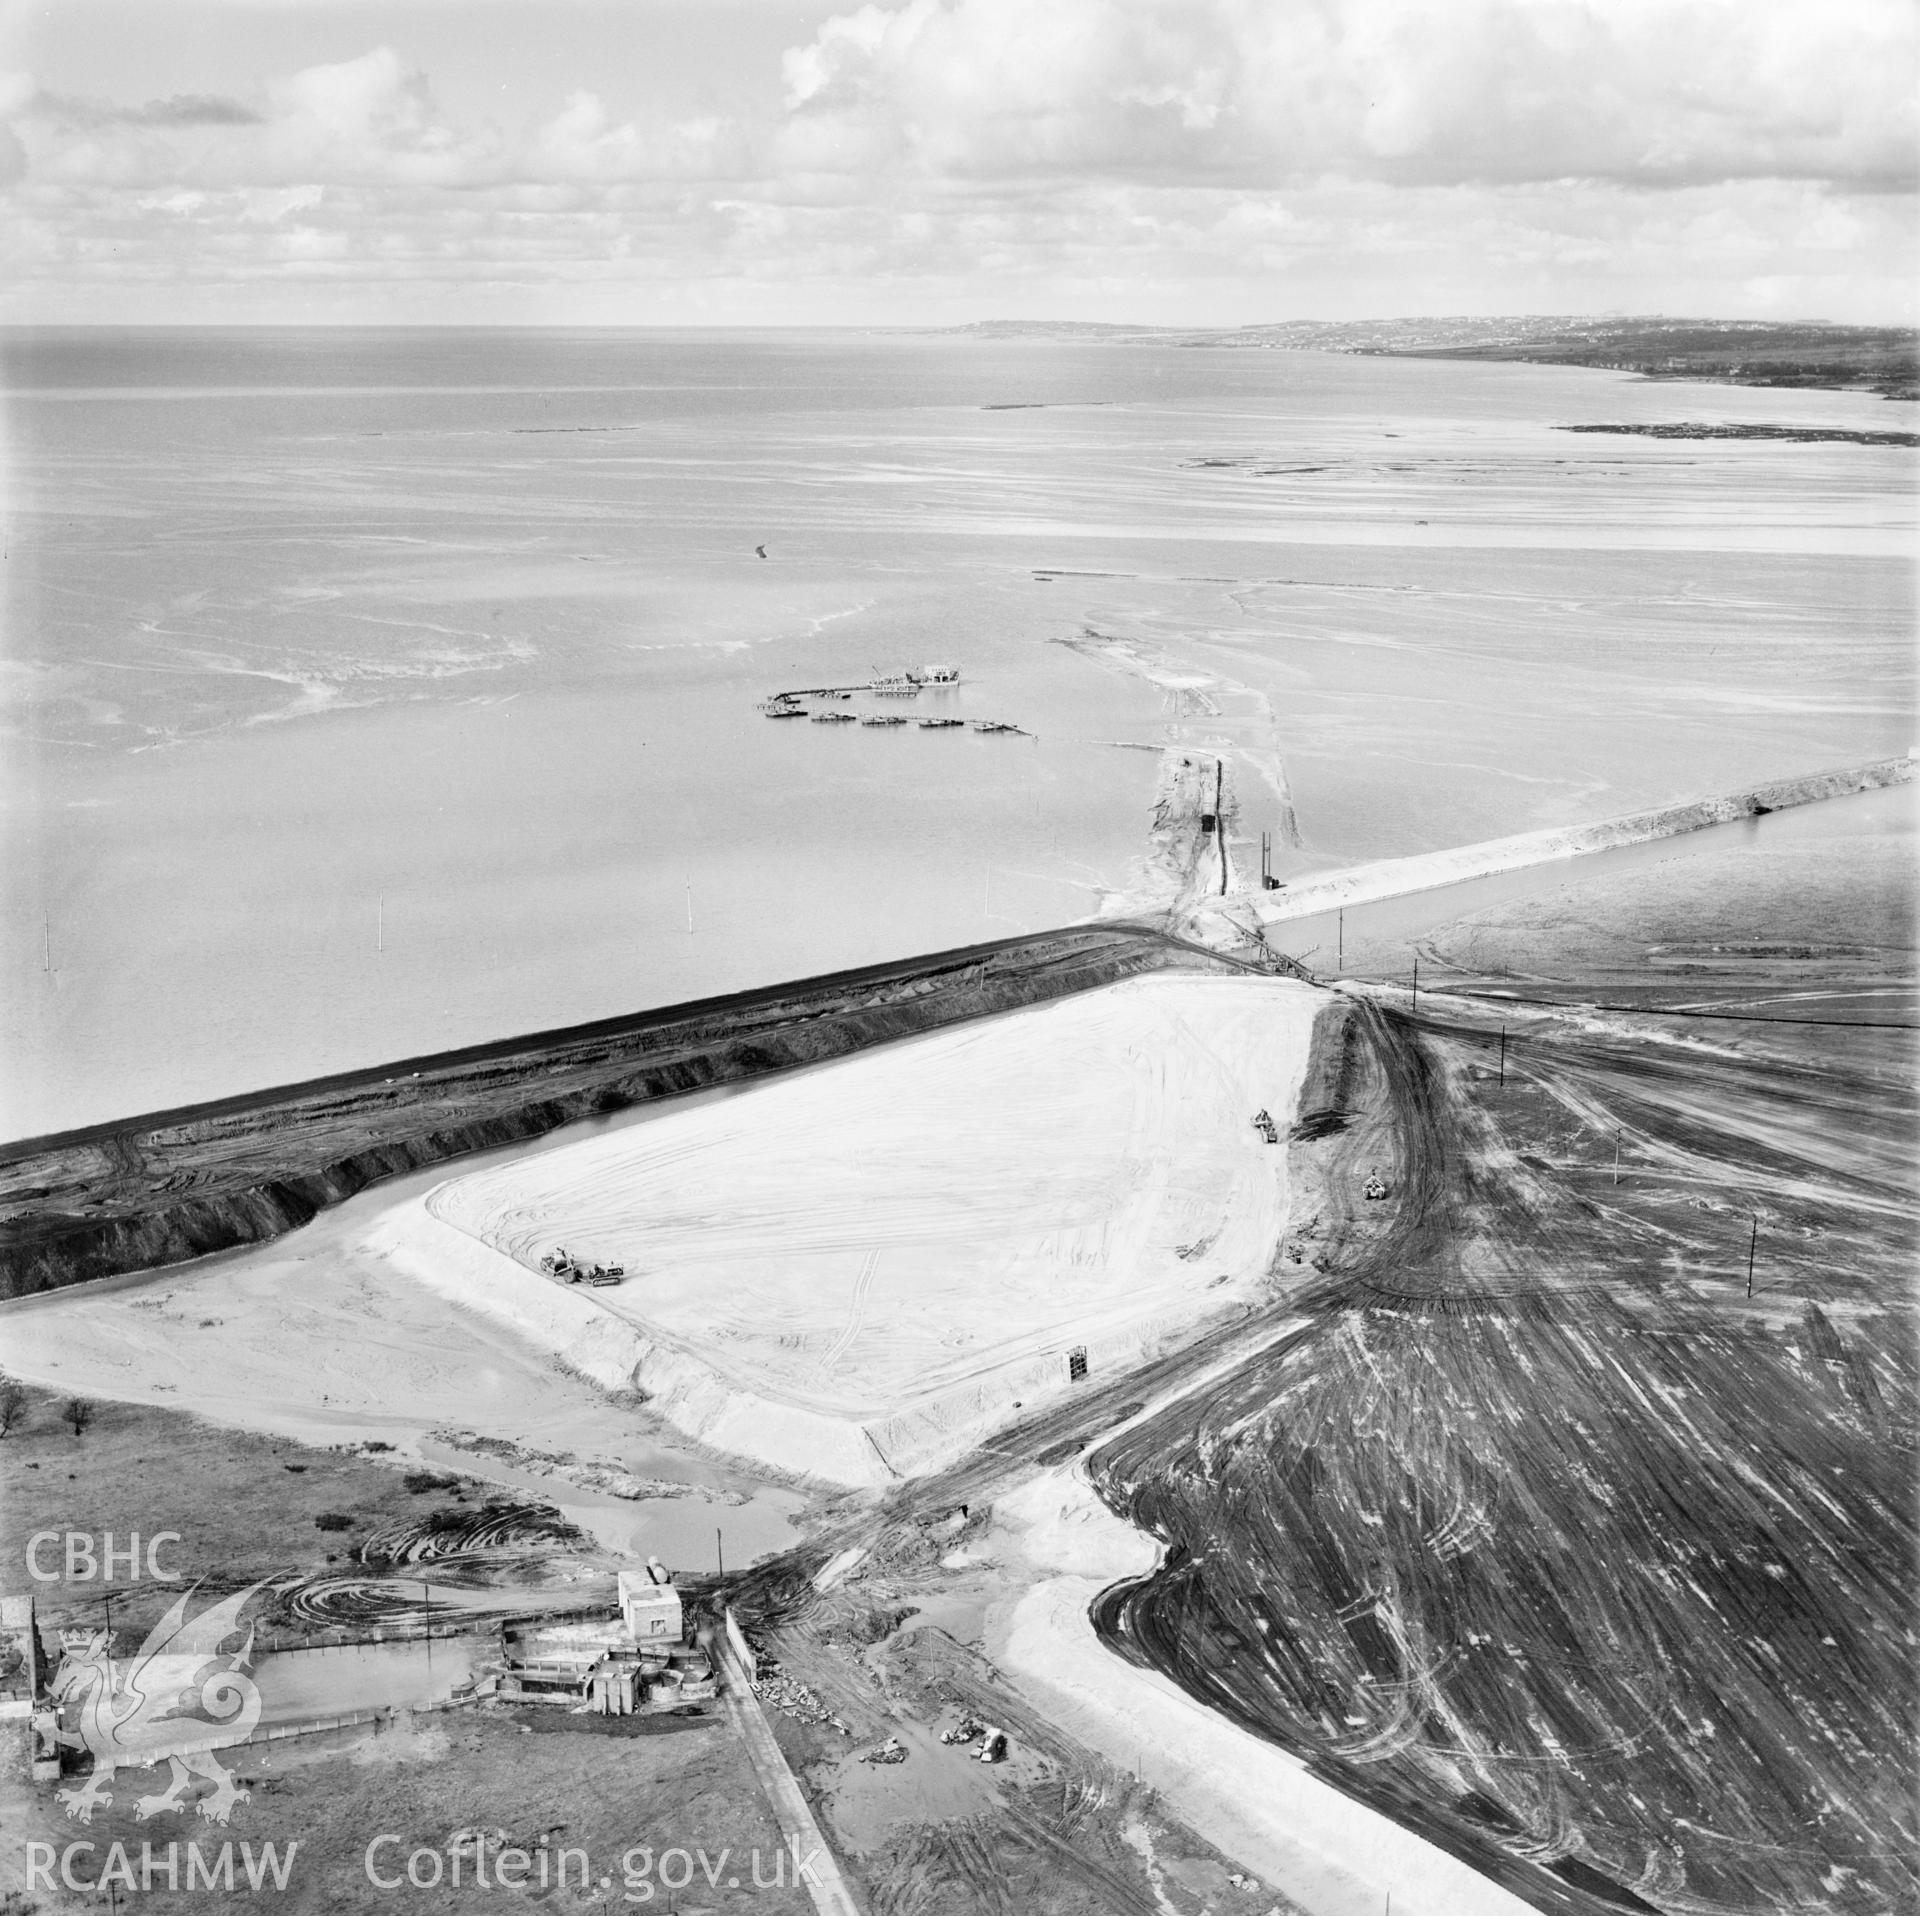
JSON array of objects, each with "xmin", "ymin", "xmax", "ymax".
[{"xmin": 0, "ymin": 1384, "xmax": 443, "ymax": 1638}]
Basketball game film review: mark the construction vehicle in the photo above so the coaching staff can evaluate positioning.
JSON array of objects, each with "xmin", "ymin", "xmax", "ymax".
[
  {"xmin": 1363, "ymin": 1168, "xmax": 1390, "ymax": 1201},
  {"xmin": 538, "ymin": 1247, "xmax": 625, "ymax": 1286},
  {"xmin": 1251, "ymin": 1108, "xmax": 1280, "ymax": 1144},
  {"xmin": 976, "ymin": 1728, "xmax": 1008, "ymax": 1764}
]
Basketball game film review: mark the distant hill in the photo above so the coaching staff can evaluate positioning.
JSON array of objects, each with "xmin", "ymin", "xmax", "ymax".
[{"xmin": 937, "ymin": 316, "xmax": 1919, "ymax": 399}]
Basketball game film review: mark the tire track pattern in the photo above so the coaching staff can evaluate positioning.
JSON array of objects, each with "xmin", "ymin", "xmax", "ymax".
[{"xmin": 1090, "ymin": 1001, "xmax": 1918, "ymax": 1916}]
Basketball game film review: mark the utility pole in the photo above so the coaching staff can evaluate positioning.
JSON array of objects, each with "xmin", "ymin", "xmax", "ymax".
[
  {"xmin": 1337, "ymin": 908, "xmax": 1344, "ymax": 973},
  {"xmin": 1614, "ymin": 1132, "xmax": 1622, "ymax": 1185},
  {"xmin": 1747, "ymin": 1218, "xmax": 1758, "ymax": 1298},
  {"xmin": 1498, "ymin": 1025, "xmax": 1506, "ymax": 1086},
  {"xmin": 101, "ymin": 1589, "xmax": 118, "ymax": 1693},
  {"xmin": 1411, "ymin": 952, "xmax": 1418, "ymax": 1013},
  {"xmin": 716, "ymin": 1528, "xmax": 725, "ymax": 1579}
]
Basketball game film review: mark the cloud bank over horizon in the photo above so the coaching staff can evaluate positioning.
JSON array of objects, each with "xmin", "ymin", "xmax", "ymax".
[{"xmin": 2, "ymin": 0, "xmax": 1912, "ymax": 325}]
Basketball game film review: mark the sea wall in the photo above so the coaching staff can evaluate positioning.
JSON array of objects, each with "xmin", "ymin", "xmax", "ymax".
[
  {"xmin": 0, "ymin": 925, "xmax": 1238, "ymax": 1298},
  {"xmin": 1238, "ymin": 754, "xmax": 1913, "ymax": 931}
]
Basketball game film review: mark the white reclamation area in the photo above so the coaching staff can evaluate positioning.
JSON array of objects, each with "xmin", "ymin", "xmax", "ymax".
[
  {"xmin": 380, "ymin": 972, "xmax": 1321, "ymax": 1486},
  {"xmin": 986, "ymin": 1471, "xmax": 1540, "ymax": 1916}
]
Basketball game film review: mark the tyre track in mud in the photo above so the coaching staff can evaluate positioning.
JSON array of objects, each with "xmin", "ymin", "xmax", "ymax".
[
  {"xmin": 1086, "ymin": 998, "xmax": 1917, "ymax": 1916},
  {"xmin": 719, "ymin": 991, "xmax": 1914, "ymax": 1914}
]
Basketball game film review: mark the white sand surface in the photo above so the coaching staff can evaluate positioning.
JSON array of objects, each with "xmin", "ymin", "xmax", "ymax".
[
  {"xmin": 0, "ymin": 1152, "xmax": 806, "ymax": 1563},
  {"xmin": 986, "ymin": 1469, "xmax": 1539, "ymax": 1916},
  {"xmin": 411, "ymin": 973, "xmax": 1322, "ymax": 1484}
]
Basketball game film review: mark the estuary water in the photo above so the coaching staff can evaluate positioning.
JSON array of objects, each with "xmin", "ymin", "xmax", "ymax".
[{"xmin": 3, "ymin": 328, "xmax": 1911, "ymax": 1136}]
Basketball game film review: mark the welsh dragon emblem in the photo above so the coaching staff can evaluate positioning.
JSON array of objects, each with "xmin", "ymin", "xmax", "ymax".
[{"xmin": 51, "ymin": 1580, "xmax": 268, "ymax": 1825}]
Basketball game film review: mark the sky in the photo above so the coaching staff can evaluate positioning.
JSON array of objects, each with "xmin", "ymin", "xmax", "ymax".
[{"xmin": 1, "ymin": 0, "xmax": 1913, "ymax": 326}]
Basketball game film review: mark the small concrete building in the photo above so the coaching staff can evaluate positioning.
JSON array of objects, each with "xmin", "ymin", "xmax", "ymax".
[
  {"xmin": 618, "ymin": 1560, "xmax": 683, "ymax": 1644},
  {"xmin": 496, "ymin": 1560, "xmax": 711, "ymax": 1716}
]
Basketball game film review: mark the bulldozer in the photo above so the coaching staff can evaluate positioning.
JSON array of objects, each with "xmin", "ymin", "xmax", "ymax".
[{"xmin": 538, "ymin": 1247, "xmax": 625, "ymax": 1287}]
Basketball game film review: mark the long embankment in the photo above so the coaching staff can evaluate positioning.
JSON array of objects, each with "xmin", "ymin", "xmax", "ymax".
[
  {"xmin": 0, "ymin": 923, "xmax": 1258, "ymax": 1299},
  {"xmin": 1235, "ymin": 754, "xmax": 1912, "ymax": 930}
]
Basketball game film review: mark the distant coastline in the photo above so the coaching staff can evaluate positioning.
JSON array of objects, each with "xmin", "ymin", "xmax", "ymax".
[
  {"xmin": 935, "ymin": 315, "xmax": 1920, "ymax": 401},
  {"xmin": 1558, "ymin": 421, "xmax": 1918, "ymax": 446}
]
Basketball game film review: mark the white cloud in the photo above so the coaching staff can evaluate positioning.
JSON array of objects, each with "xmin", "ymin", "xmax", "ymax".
[
  {"xmin": 778, "ymin": 0, "xmax": 1917, "ymax": 190},
  {"xmin": 4, "ymin": 44, "xmax": 742, "ymax": 190},
  {"xmin": 0, "ymin": 2, "xmax": 1911, "ymax": 322}
]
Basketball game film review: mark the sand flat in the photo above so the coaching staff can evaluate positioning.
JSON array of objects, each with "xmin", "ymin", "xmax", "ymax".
[{"xmin": 420, "ymin": 973, "xmax": 1321, "ymax": 1477}]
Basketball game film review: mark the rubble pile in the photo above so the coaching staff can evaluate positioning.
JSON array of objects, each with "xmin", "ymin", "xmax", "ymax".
[{"xmin": 752, "ymin": 1670, "xmax": 850, "ymax": 1735}]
